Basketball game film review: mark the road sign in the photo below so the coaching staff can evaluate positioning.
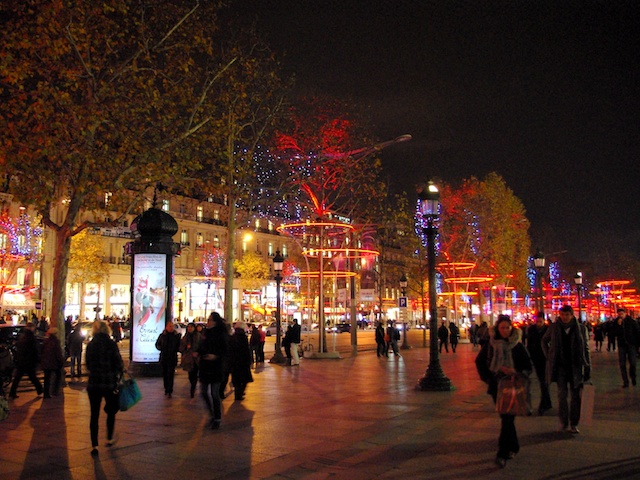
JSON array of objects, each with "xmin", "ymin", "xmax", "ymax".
[
  {"xmin": 35, "ymin": 300, "xmax": 43, "ymax": 310},
  {"xmin": 399, "ymin": 296, "xmax": 408, "ymax": 308}
]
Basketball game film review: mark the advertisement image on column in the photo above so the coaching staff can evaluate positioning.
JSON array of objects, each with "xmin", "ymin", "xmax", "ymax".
[{"xmin": 132, "ymin": 253, "xmax": 167, "ymax": 362}]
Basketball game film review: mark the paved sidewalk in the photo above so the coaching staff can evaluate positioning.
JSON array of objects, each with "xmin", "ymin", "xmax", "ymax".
[{"xmin": 2, "ymin": 342, "xmax": 640, "ymax": 479}]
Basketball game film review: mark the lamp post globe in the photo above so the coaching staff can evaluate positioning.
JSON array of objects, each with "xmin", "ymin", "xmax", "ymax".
[
  {"xmin": 533, "ymin": 249, "xmax": 546, "ymax": 315},
  {"xmin": 416, "ymin": 182, "xmax": 453, "ymax": 391},
  {"xmin": 270, "ymin": 250, "xmax": 286, "ymax": 364},
  {"xmin": 574, "ymin": 272, "xmax": 583, "ymax": 322}
]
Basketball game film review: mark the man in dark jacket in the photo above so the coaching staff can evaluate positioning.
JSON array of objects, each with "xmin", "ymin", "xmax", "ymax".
[
  {"xmin": 526, "ymin": 312, "xmax": 552, "ymax": 414},
  {"xmin": 614, "ymin": 308, "xmax": 640, "ymax": 387},
  {"xmin": 198, "ymin": 312, "xmax": 229, "ymax": 429},
  {"xmin": 542, "ymin": 305, "xmax": 590, "ymax": 434},
  {"xmin": 9, "ymin": 322, "xmax": 43, "ymax": 399},
  {"xmin": 67, "ymin": 325, "xmax": 85, "ymax": 380},
  {"xmin": 438, "ymin": 321, "xmax": 449, "ymax": 353},
  {"xmin": 155, "ymin": 322, "xmax": 182, "ymax": 398},
  {"xmin": 289, "ymin": 319, "xmax": 302, "ymax": 366}
]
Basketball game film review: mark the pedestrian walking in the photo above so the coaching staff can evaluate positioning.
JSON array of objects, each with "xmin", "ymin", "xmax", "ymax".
[
  {"xmin": 449, "ymin": 322, "xmax": 459, "ymax": 353},
  {"xmin": 249, "ymin": 324, "xmax": 260, "ymax": 364},
  {"xmin": 67, "ymin": 324, "xmax": 85, "ymax": 381},
  {"xmin": 289, "ymin": 319, "xmax": 301, "ymax": 366},
  {"xmin": 614, "ymin": 308, "xmax": 640, "ymax": 387},
  {"xmin": 229, "ymin": 321, "xmax": 253, "ymax": 400},
  {"xmin": 542, "ymin": 304, "xmax": 591, "ymax": 434},
  {"xmin": 40, "ymin": 327, "xmax": 64, "ymax": 398},
  {"xmin": 257, "ymin": 324, "xmax": 266, "ymax": 362},
  {"xmin": 179, "ymin": 322, "xmax": 201, "ymax": 398},
  {"xmin": 85, "ymin": 320, "xmax": 124, "ymax": 455},
  {"xmin": 198, "ymin": 312, "xmax": 229, "ymax": 430},
  {"xmin": 477, "ymin": 319, "xmax": 489, "ymax": 347},
  {"xmin": 438, "ymin": 321, "xmax": 449, "ymax": 353},
  {"xmin": 526, "ymin": 311, "xmax": 552, "ymax": 415},
  {"xmin": 476, "ymin": 314, "xmax": 532, "ymax": 469},
  {"xmin": 605, "ymin": 317, "xmax": 617, "ymax": 352},
  {"xmin": 386, "ymin": 321, "xmax": 400, "ymax": 356},
  {"xmin": 593, "ymin": 322, "xmax": 604, "ymax": 352},
  {"xmin": 9, "ymin": 322, "xmax": 43, "ymax": 399},
  {"xmin": 155, "ymin": 322, "xmax": 182, "ymax": 398},
  {"xmin": 375, "ymin": 321, "xmax": 387, "ymax": 357},
  {"xmin": 282, "ymin": 323, "xmax": 293, "ymax": 364}
]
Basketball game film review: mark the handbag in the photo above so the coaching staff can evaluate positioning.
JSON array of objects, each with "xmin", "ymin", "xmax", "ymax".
[
  {"xmin": 496, "ymin": 373, "xmax": 531, "ymax": 416},
  {"xmin": 118, "ymin": 372, "xmax": 142, "ymax": 412}
]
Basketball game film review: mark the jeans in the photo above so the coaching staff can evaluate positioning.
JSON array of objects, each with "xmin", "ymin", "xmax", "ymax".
[
  {"xmin": 532, "ymin": 357, "xmax": 552, "ymax": 410},
  {"xmin": 161, "ymin": 361, "xmax": 176, "ymax": 394},
  {"xmin": 43, "ymin": 368, "xmax": 61, "ymax": 397},
  {"xmin": 70, "ymin": 353, "xmax": 82, "ymax": 377},
  {"xmin": 87, "ymin": 386, "xmax": 118, "ymax": 447},
  {"xmin": 498, "ymin": 414, "xmax": 519, "ymax": 459},
  {"xmin": 10, "ymin": 366, "xmax": 42, "ymax": 397},
  {"xmin": 618, "ymin": 344, "xmax": 637, "ymax": 385},
  {"xmin": 291, "ymin": 343, "xmax": 300, "ymax": 365},
  {"xmin": 201, "ymin": 381, "xmax": 222, "ymax": 421},
  {"xmin": 556, "ymin": 367, "xmax": 582, "ymax": 428},
  {"xmin": 188, "ymin": 366, "xmax": 199, "ymax": 397}
]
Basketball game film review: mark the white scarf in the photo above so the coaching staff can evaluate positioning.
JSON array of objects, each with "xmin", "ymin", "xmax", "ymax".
[{"xmin": 489, "ymin": 327, "xmax": 521, "ymax": 374}]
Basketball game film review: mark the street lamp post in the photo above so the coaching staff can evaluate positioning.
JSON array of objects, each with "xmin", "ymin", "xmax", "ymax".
[
  {"xmin": 574, "ymin": 272, "xmax": 583, "ymax": 323},
  {"xmin": 533, "ymin": 249, "xmax": 546, "ymax": 315},
  {"xmin": 416, "ymin": 182, "xmax": 453, "ymax": 391},
  {"xmin": 270, "ymin": 250, "xmax": 286, "ymax": 364},
  {"xmin": 400, "ymin": 273, "xmax": 410, "ymax": 350},
  {"xmin": 177, "ymin": 288, "xmax": 183, "ymax": 323}
]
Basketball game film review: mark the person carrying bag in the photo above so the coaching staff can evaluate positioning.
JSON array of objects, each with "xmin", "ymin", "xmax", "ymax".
[{"xmin": 476, "ymin": 315, "xmax": 532, "ymax": 469}]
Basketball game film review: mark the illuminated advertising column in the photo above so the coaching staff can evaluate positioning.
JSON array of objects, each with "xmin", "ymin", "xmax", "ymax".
[{"xmin": 127, "ymin": 207, "xmax": 180, "ymax": 377}]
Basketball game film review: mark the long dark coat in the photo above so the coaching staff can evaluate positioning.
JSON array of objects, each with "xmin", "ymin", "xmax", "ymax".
[
  {"xmin": 541, "ymin": 318, "xmax": 590, "ymax": 387},
  {"xmin": 228, "ymin": 329, "xmax": 253, "ymax": 385}
]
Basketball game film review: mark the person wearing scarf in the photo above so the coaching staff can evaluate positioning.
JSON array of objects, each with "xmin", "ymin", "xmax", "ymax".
[{"xmin": 476, "ymin": 315, "xmax": 532, "ymax": 468}]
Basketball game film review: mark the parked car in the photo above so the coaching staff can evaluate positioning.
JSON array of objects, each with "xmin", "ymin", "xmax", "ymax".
[{"xmin": 326, "ymin": 322, "xmax": 351, "ymax": 334}]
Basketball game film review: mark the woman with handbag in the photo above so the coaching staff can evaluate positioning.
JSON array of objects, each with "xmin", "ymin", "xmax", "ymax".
[
  {"xmin": 179, "ymin": 323, "xmax": 201, "ymax": 398},
  {"xmin": 86, "ymin": 320, "xmax": 124, "ymax": 455},
  {"xmin": 476, "ymin": 315, "xmax": 532, "ymax": 468}
]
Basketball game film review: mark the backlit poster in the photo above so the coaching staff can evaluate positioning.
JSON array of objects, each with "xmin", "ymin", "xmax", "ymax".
[{"xmin": 132, "ymin": 253, "xmax": 167, "ymax": 362}]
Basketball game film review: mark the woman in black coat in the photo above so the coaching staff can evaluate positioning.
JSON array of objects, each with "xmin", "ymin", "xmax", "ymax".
[
  {"xmin": 228, "ymin": 321, "xmax": 253, "ymax": 401},
  {"xmin": 476, "ymin": 315, "xmax": 532, "ymax": 468}
]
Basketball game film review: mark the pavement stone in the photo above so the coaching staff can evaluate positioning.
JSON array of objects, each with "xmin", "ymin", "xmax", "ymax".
[{"xmin": 1, "ymin": 341, "xmax": 640, "ymax": 479}]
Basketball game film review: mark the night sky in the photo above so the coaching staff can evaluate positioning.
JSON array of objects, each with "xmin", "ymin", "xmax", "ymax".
[{"xmin": 231, "ymin": 1, "xmax": 640, "ymax": 261}]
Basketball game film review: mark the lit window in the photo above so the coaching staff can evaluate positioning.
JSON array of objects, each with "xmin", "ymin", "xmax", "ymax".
[
  {"xmin": 214, "ymin": 209, "xmax": 219, "ymax": 220},
  {"xmin": 196, "ymin": 233, "xmax": 203, "ymax": 247},
  {"xmin": 17, "ymin": 268, "xmax": 26, "ymax": 285},
  {"xmin": 268, "ymin": 242, "xmax": 273, "ymax": 256},
  {"xmin": 162, "ymin": 199, "xmax": 169, "ymax": 212},
  {"xmin": 213, "ymin": 235, "xmax": 220, "ymax": 248},
  {"xmin": 197, "ymin": 206, "xmax": 204, "ymax": 222},
  {"xmin": 181, "ymin": 230, "xmax": 188, "ymax": 245},
  {"xmin": 33, "ymin": 270, "xmax": 41, "ymax": 286},
  {"xmin": 255, "ymin": 219, "xmax": 260, "ymax": 230},
  {"xmin": 268, "ymin": 221, "xmax": 274, "ymax": 231},
  {"xmin": 282, "ymin": 245, "xmax": 288, "ymax": 257},
  {"xmin": 104, "ymin": 192, "xmax": 112, "ymax": 207}
]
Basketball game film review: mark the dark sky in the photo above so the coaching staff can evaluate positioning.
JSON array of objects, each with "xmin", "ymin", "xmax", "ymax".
[{"xmin": 231, "ymin": 1, "xmax": 640, "ymax": 261}]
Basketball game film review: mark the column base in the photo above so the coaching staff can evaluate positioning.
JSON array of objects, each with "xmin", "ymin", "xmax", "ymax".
[{"xmin": 416, "ymin": 361, "xmax": 454, "ymax": 391}]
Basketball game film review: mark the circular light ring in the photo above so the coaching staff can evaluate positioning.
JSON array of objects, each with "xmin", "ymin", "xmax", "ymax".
[
  {"xmin": 596, "ymin": 279, "xmax": 631, "ymax": 287},
  {"xmin": 438, "ymin": 262, "xmax": 476, "ymax": 271},
  {"xmin": 444, "ymin": 276, "xmax": 494, "ymax": 284},
  {"xmin": 294, "ymin": 271, "xmax": 357, "ymax": 278},
  {"xmin": 491, "ymin": 285, "xmax": 515, "ymax": 290},
  {"xmin": 596, "ymin": 288, "xmax": 636, "ymax": 295},
  {"xmin": 301, "ymin": 247, "xmax": 379, "ymax": 258},
  {"xmin": 277, "ymin": 221, "xmax": 354, "ymax": 237}
]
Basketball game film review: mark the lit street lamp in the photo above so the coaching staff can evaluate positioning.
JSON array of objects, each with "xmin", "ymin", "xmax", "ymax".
[
  {"xmin": 416, "ymin": 182, "xmax": 453, "ymax": 391},
  {"xmin": 574, "ymin": 272, "xmax": 583, "ymax": 322},
  {"xmin": 400, "ymin": 273, "xmax": 410, "ymax": 350},
  {"xmin": 270, "ymin": 250, "xmax": 286, "ymax": 364},
  {"xmin": 533, "ymin": 249, "xmax": 546, "ymax": 315}
]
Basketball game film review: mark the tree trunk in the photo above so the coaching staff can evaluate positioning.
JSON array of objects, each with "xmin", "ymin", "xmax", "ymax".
[
  {"xmin": 224, "ymin": 200, "xmax": 237, "ymax": 323},
  {"xmin": 50, "ymin": 225, "xmax": 72, "ymax": 331}
]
